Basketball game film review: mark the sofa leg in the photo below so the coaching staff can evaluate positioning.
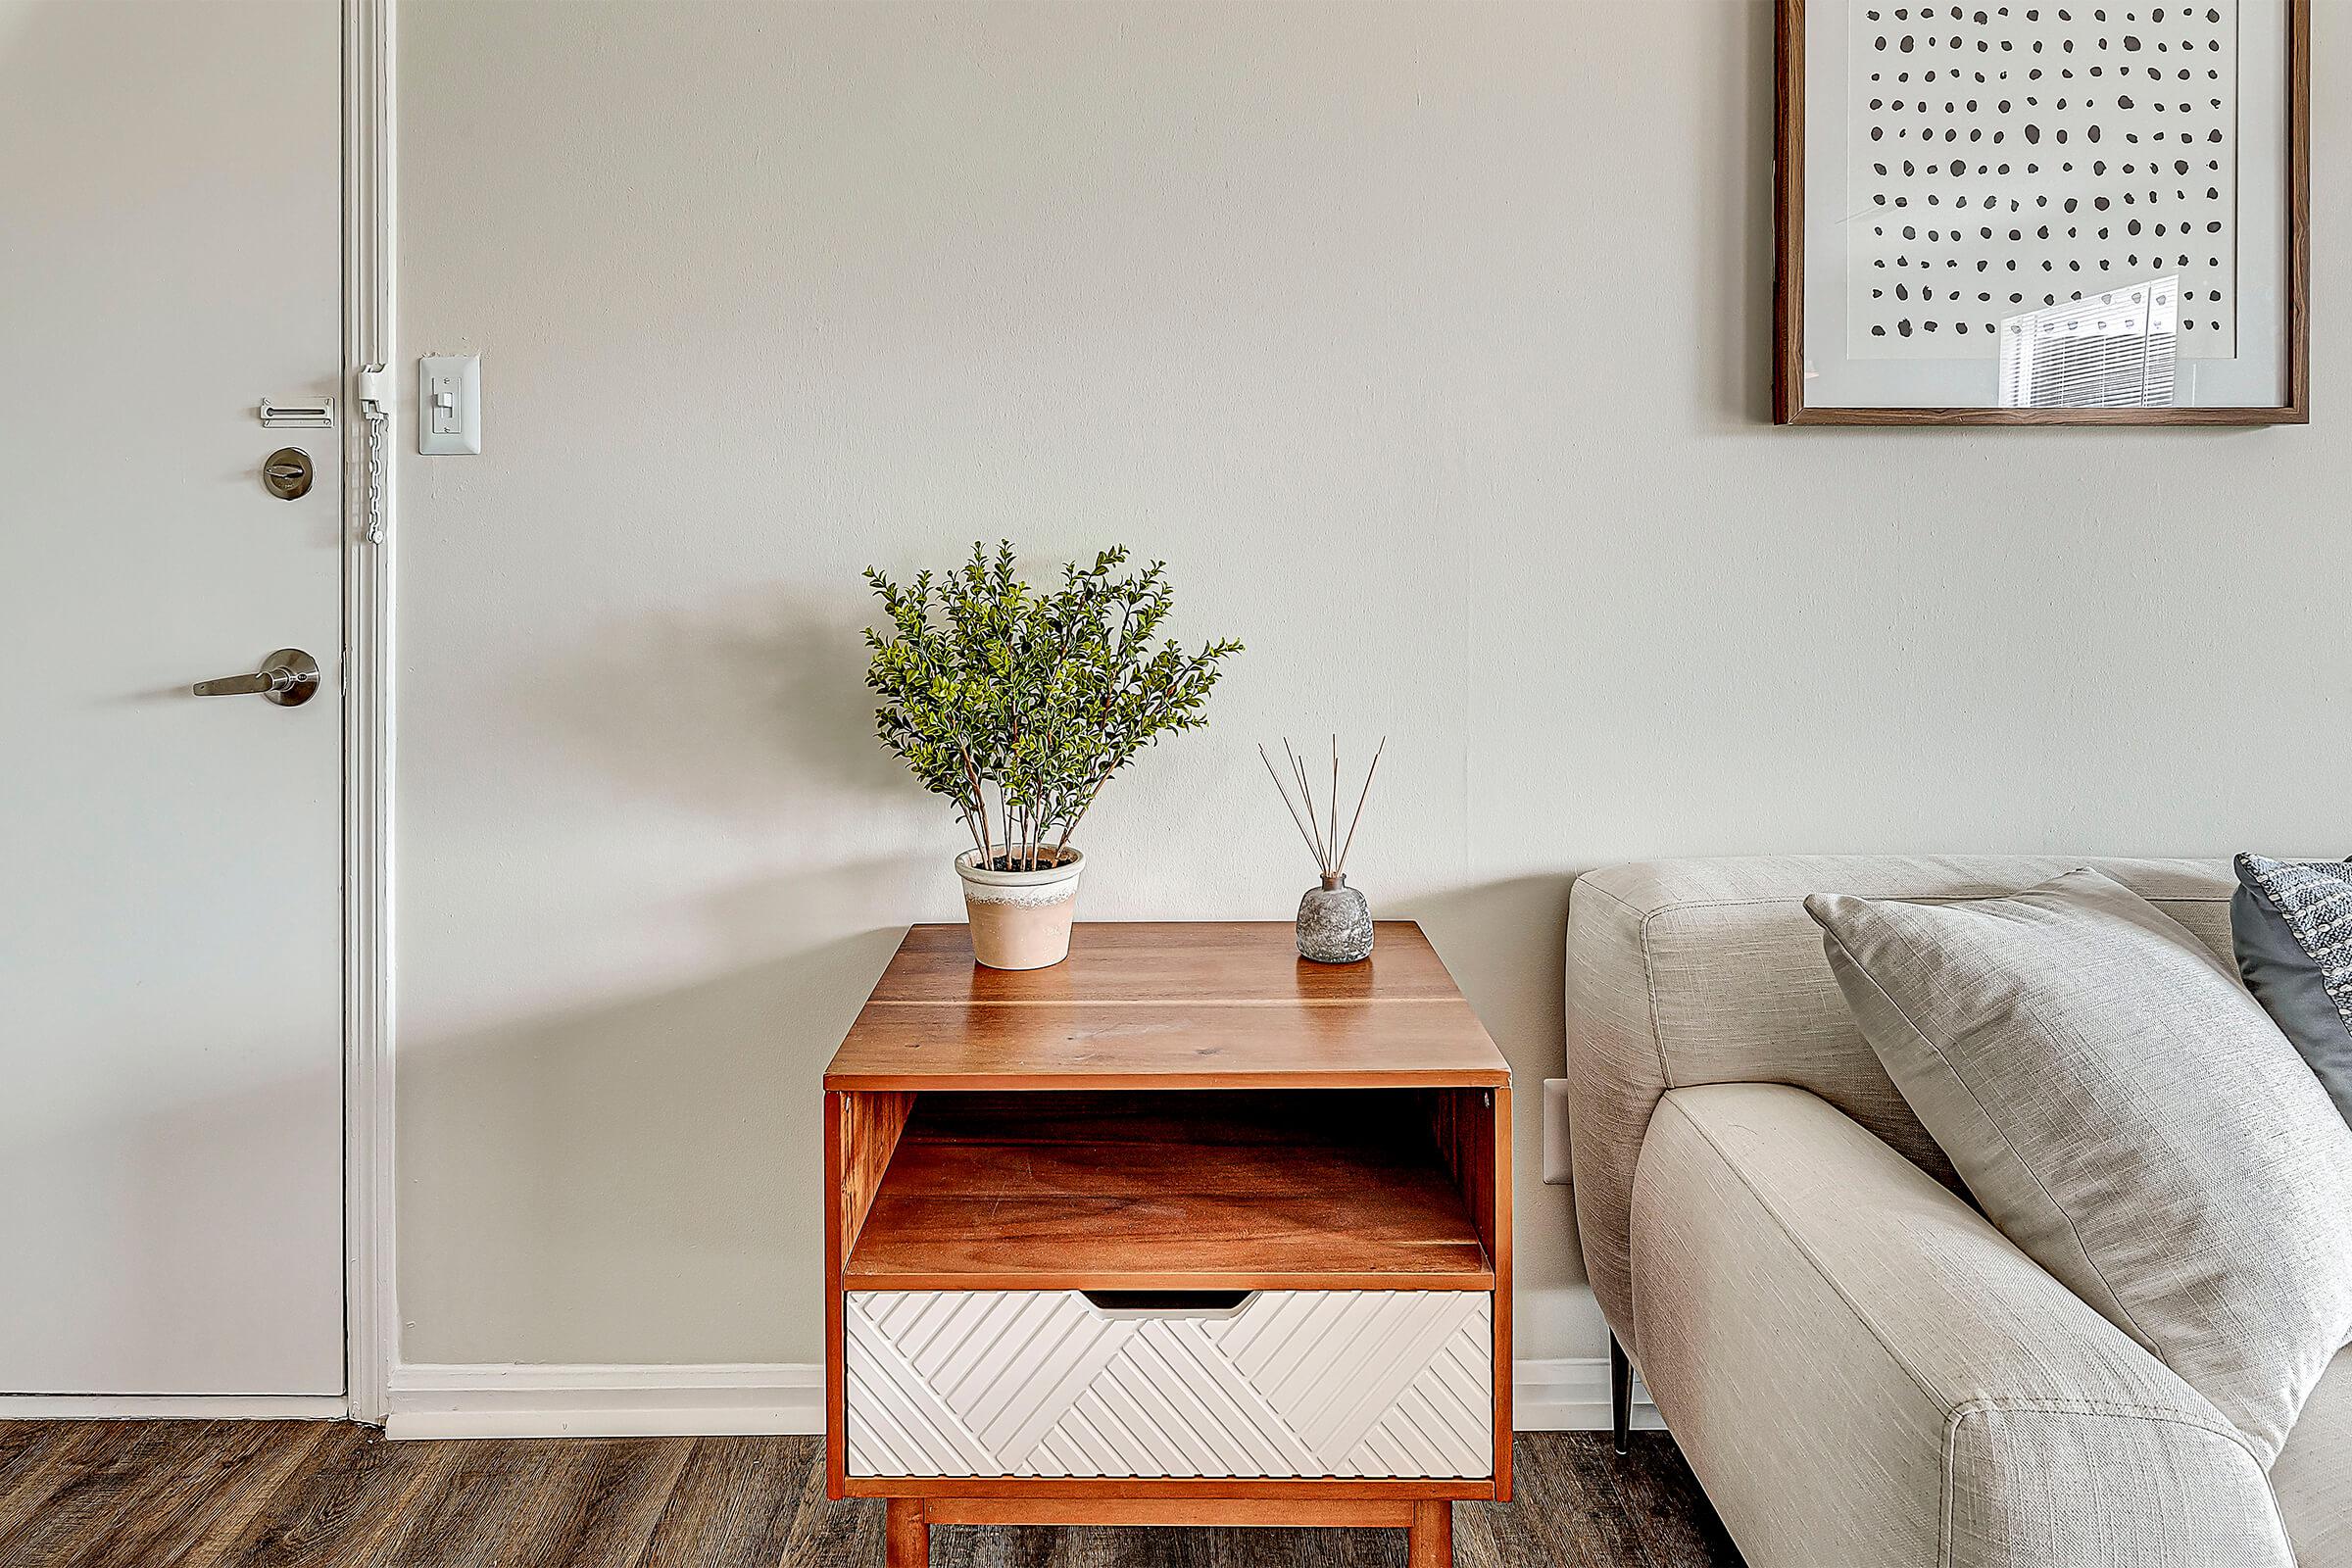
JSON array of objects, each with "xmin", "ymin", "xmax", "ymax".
[{"xmin": 1610, "ymin": 1333, "xmax": 1632, "ymax": 1456}]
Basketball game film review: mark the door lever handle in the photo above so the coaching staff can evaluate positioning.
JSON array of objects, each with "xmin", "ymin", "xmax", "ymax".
[{"xmin": 194, "ymin": 648, "xmax": 319, "ymax": 707}]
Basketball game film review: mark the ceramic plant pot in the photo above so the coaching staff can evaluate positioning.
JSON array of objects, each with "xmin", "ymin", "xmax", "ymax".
[
  {"xmin": 1296, "ymin": 873, "xmax": 1374, "ymax": 964},
  {"xmin": 956, "ymin": 846, "xmax": 1086, "ymax": 970}
]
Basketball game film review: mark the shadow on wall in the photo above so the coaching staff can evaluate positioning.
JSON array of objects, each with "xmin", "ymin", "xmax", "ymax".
[
  {"xmin": 529, "ymin": 582, "xmax": 911, "ymax": 821},
  {"xmin": 1710, "ymin": 0, "xmax": 1777, "ymax": 426},
  {"xmin": 397, "ymin": 893, "xmax": 909, "ymax": 1368},
  {"xmin": 395, "ymin": 570, "xmax": 955, "ymax": 1366},
  {"xmin": 1403, "ymin": 873, "xmax": 1592, "ymax": 1295},
  {"xmin": 397, "ymin": 862, "xmax": 1612, "ymax": 1362}
]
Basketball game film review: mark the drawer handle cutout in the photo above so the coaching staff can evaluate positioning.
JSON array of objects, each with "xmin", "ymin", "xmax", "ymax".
[{"xmin": 1080, "ymin": 1290, "xmax": 1256, "ymax": 1317}]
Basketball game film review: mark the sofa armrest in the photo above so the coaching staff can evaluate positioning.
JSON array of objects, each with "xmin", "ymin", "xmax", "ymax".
[{"xmin": 1630, "ymin": 1083, "xmax": 2291, "ymax": 1568}]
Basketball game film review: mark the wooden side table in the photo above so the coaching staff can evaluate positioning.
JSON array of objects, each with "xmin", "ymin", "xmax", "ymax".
[{"xmin": 821, "ymin": 921, "xmax": 1512, "ymax": 1567}]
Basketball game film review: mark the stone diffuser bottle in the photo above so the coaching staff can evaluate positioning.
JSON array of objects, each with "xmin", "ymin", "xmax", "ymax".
[{"xmin": 1259, "ymin": 736, "xmax": 1385, "ymax": 964}]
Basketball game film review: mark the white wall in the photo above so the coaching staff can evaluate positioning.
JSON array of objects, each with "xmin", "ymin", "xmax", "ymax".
[{"xmin": 395, "ymin": 0, "xmax": 2352, "ymax": 1371}]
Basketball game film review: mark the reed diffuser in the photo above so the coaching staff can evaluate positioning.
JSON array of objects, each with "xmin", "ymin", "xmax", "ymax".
[{"xmin": 1258, "ymin": 736, "xmax": 1385, "ymax": 963}]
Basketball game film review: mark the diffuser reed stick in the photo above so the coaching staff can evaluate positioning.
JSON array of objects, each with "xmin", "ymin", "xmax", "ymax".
[{"xmin": 1258, "ymin": 736, "xmax": 1386, "ymax": 881}]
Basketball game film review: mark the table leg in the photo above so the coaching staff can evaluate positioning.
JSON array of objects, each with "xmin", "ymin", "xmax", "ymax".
[
  {"xmin": 885, "ymin": 1497, "xmax": 929, "ymax": 1567},
  {"xmin": 1408, "ymin": 1499, "xmax": 1453, "ymax": 1567}
]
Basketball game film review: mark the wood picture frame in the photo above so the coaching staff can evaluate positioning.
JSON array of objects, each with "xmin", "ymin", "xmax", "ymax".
[{"xmin": 1774, "ymin": 0, "xmax": 2309, "ymax": 425}]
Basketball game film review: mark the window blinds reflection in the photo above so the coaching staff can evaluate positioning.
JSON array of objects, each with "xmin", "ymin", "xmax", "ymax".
[{"xmin": 1997, "ymin": 279, "xmax": 2180, "ymax": 410}]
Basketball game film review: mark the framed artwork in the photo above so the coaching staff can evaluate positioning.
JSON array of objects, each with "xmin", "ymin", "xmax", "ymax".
[{"xmin": 1774, "ymin": 0, "xmax": 2308, "ymax": 424}]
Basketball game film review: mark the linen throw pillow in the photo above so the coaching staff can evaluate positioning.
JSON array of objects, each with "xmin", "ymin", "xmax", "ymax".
[
  {"xmin": 2233, "ymin": 854, "xmax": 2352, "ymax": 1127},
  {"xmin": 1805, "ymin": 868, "xmax": 2352, "ymax": 1463}
]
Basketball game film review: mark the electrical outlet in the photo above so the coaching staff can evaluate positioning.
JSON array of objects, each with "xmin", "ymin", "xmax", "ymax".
[{"xmin": 1543, "ymin": 1078, "xmax": 1572, "ymax": 1184}]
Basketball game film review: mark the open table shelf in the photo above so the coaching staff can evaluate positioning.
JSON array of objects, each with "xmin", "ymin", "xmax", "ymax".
[{"xmin": 843, "ymin": 1090, "xmax": 1494, "ymax": 1293}]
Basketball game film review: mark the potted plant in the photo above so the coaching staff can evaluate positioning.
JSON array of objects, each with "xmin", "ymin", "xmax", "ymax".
[{"xmin": 863, "ymin": 542, "xmax": 1242, "ymax": 970}]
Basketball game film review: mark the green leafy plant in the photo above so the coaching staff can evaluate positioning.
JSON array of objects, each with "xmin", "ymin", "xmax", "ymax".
[{"xmin": 863, "ymin": 542, "xmax": 1243, "ymax": 871}]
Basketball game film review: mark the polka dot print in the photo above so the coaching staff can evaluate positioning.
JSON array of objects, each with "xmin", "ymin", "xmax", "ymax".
[{"xmin": 1851, "ymin": 1, "xmax": 2237, "ymax": 358}]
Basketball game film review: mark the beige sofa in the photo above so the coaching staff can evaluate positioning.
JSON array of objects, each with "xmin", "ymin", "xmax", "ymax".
[{"xmin": 1565, "ymin": 856, "xmax": 2349, "ymax": 1568}]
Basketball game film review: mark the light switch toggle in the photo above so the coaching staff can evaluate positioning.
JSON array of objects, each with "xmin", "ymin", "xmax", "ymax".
[{"xmin": 417, "ymin": 354, "xmax": 482, "ymax": 455}]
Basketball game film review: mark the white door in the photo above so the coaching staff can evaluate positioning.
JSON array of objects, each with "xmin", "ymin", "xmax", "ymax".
[{"xmin": 0, "ymin": 0, "xmax": 345, "ymax": 1395}]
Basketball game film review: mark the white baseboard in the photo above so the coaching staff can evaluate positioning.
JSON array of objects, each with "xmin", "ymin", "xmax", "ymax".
[
  {"xmin": 385, "ymin": 1361, "xmax": 824, "ymax": 1440},
  {"xmin": 0, "ymin": 1395, "xmax": 346, "ymax": 1421},
  {"xmin": 1512, "ymin": 1357, "xmax": 1666, "ymax": 1434},
  {"xmin": 384, "ymin": 1357, "xmax": 1657, "ymax": 1442}
]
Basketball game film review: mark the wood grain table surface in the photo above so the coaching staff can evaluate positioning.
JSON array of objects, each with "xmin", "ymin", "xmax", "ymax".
[{"xmin": 824, "ymin": 923, "xmax": 1511, "ymax": 1092}]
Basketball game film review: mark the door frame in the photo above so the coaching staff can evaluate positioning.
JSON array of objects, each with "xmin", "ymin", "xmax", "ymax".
[{"xmin": 342, "ymin": 0, "xmax": 397, "ymax": 1428}]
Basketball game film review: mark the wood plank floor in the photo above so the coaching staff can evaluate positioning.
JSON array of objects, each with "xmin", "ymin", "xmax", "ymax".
[{"xmin": 0, "ymin": 1424, "xmax": 1741, "ymax": 1568}]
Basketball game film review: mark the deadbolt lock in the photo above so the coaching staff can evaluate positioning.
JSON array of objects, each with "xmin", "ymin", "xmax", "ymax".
[{"xmin": 262, "ymin": 447, "xmax": 315, "ymax": 500}]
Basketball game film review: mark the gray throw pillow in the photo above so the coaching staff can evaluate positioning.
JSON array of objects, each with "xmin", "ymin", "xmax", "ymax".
[
  {"xmin": 2233, "ymin": 854, "xmax": 2352, "ymax": 1128},
  {"xmin": 1806, "ymin": 868, "xmax": 2352, "ymax": 1464}
]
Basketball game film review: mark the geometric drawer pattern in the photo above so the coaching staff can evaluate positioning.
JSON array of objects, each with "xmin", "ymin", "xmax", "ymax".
[{"xmin": 847, "ymin": 1290, "xmax": 1492, "ymax": 1480}]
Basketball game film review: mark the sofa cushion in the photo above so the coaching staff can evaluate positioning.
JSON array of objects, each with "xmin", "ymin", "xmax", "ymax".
[
  {"xmin": 1566, "ymin": 854, "xmax": 2234, "ymax": 1351},
  {"xmin": 2275, "ymin": 1348, "xmax": 2352, "ymax": 1567},
  {"xmin": 1806, "ymin": 867, "xmax": 2352, "ymax": 1462},
  {"xmin": 2233, "ymin": 854, "xmax": 2352, "ymax": 1126},
  {"xmin": 1634, "ymin": 1083, "xmax": 2292, "ymax": 1568}
]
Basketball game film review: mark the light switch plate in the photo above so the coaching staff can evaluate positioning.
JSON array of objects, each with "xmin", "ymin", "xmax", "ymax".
[{"xmin": 418, "ymin": 354, "xmax": 481, "ymax": 455}]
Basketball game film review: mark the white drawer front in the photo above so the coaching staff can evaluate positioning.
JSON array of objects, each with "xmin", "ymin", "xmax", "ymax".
[{"xmin": 845, "ymin": 1289, "xmax": 1492, "ymax": 1480}]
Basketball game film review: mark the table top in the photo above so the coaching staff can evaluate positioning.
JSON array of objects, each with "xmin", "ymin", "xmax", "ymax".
[{"xmin": 823, "ymin": 921, "xmax": 1511, "ymax": 1092}]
